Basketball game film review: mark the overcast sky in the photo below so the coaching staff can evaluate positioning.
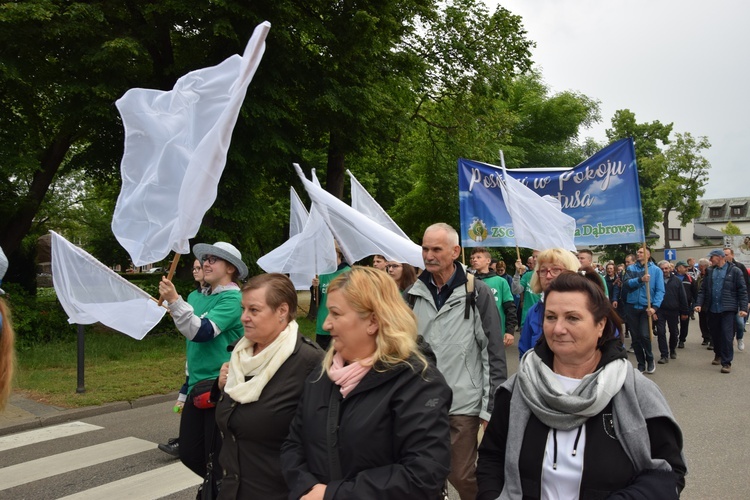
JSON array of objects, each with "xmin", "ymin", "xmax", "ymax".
[{"xmin": 494, "ymin": 0, "xmax": 749, "ymax": 200}]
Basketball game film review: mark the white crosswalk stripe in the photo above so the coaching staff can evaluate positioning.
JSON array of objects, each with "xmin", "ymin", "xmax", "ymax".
[
  {"xmin": 0, "ymin": 437, "xmax": 155, "ymax": 490},
  {"xmin": 58, "ymin": 462, "xmax": 202, "ymax": 500},
  {"xmin": 0, "ymin": 421, "xmax": 202, "ymax": 499},
  {"xmin": 0, "ymin": 421, "xmax": 102, "ymax": 452}
]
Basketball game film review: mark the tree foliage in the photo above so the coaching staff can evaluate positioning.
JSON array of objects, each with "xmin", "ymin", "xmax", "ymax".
[
  {"xmin": 656, "ymin": 132, "xmax": 710, "ymax": 248},
  {"xmin": 722, "ymin": 221, "xmax": 742, "ymax": 235}
]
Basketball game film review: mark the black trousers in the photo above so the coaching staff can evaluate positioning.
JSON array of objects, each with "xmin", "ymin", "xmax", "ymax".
[
  {"xmin": 656, "ymin": 308, "xmax": 680, "ymax": 357},
  {"xmin": 179, "ymin": 391, "xmax": 222, "ymax": 483}
]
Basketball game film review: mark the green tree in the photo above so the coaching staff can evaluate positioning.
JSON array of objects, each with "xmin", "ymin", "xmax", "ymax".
[
  {"xmin": 722, "ymin": 221, "xmax": 742, "ymax": 235},
  {"xmin": 656, "ymin": 133, "xmax": 711, "ymax": 249},
  {"xmin": 605, "ymin": 109, "xmax": 673, "ymax": 236}
]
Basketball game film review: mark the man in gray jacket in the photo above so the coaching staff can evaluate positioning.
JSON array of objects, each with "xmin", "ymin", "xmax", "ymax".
[{"xmin": 406, "ymin": 223, "xmax": 505, "ymax": 500}]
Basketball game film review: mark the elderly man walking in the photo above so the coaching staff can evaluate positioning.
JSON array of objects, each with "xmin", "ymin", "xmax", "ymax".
[
  {"xmin": 695, "ymin": 249, "xmax": 749, "ymax": 373},
  {"xmin": 406, "ymin": 223, "xmax": 505, "ymax": 500}
]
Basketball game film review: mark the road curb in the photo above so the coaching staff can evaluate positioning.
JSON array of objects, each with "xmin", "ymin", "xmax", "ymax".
[{"xmin": 0, "ymin": 392, "xmax": 178, "ymax": 437}]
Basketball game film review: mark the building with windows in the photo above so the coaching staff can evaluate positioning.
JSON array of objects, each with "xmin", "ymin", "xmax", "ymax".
[{"xmin": 650, "ymin": 196, "xmax": 750, "ymax": 262}]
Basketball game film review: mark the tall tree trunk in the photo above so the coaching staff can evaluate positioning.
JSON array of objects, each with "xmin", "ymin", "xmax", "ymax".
[
  {"xmin": 325, "ymin": 130, "xmax": 345, "ymax": 199},
  {"xmin": 662, "ymin": 208, "xmax": 671, "ymax": 249},
  {"xmin": 0, "ymin": 132, "xmax": 74, "ymax": 258}
]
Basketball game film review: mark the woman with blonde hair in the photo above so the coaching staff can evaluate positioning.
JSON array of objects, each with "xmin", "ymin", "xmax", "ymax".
[
  {"xmin": 0, "ymin": 248, "xmax": 15, "ymax": 411},
  {"xmin": 281, "ymin": 266, "xmax": 452, "ymax": 499},
  {"xmin": 518, "ymin": 248, "xmax": 581, "ymax": 357}
]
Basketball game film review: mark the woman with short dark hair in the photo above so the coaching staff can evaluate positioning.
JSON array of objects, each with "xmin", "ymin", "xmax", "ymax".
[{"xmin": 478, "ymin": 269, "xmax": 686, "ymax": 499}]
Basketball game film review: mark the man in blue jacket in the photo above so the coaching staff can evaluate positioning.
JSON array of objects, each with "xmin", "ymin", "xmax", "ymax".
[
  {"xmin": 695, "ymin": 249, "xmax": 749, "ymax": 373},
  {"xmin": 622, "ymin": 247, "xmax": 665, "ymax": 374}
]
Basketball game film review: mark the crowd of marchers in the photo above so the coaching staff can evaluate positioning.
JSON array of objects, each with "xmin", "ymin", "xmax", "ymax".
[{"xmin": 155, "ymin": 225, "xmax": 750, "ymax": 497}]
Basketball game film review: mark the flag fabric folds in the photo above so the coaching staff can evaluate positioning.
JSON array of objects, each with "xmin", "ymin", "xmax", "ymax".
[
  {"xmin": 112, "ymin": 22, "xmax": 271, "ymax": 266},
  {"xmin": 294, "ymin": 164, "xmax": 424, "ymax": 268},
  {"xmin": 50, "ymin": 231, "xmax": 166, "ymax": 340},
  {"xmin": 497, "ymin": 168, "xmax": 577, "ymax": 251},
  {"xmin": 289, "ymin": 187, "xmax": 309, "ymax": 238},
  {"xmin": 257, "ymin": 203, "xmax": 337, "ymax": 291},
  {"xmin": 347, "ymin": 170, "xmax": 409, "ymax": 239}
]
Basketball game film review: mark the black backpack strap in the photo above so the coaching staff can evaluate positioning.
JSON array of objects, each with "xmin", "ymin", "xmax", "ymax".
[
  {"xmin": 327, "ymin": 390, "xmax": 343, "ymax": 481},
  {"xmin": 465, "ymin": 273, "xmax": 475, "ymax": 320}
]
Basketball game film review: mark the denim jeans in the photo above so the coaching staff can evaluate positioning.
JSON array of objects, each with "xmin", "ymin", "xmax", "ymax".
[
  {"xmin": 734, "ymin": 313, "xmax": 745, "ymax": 340},
  {"xmin": 708, "ymin": 311, "xmax": 736, "ymax": 366},
  {"xmin": 626, "ymin": 304, "xmax": 655, "ymax": 368}
]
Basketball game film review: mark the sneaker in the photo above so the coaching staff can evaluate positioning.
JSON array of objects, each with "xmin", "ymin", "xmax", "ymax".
[
  {"xmin": 701, "ymin": 339, "xmax": 709, "ymax": 346},
  {"xmin": 637, "ymin": 364, "xmax": 645, "ymax": 373},
  {"xmin": 712, "ymin": 356, "xmax": 721, "ymax": 365},
  {"xmin": 657, "ymin": 357, "xmax": 669, "ymax": 364},
  {"xmin": 670, "ymin": 352, "xmax": 677, "ymax": 359},
  {"xmin": 646, "ymin": 361, "xmax": 656, "ymax": 374},
  {"xmin": 739, "ymin": 339, "xmax": 745, "ymax": 351},
  {"xmin": 721, "ymin": 365, "xmax": 732, "ymax": 374},
  {"xmin": 158, "ymin": 438, "xmax": 180, "ymax": 458},
  {"xmin": 707, "ymin": 343, "xmax": 714, "ymax": 350},
  {"xmin": 678, "ymin": 341, "xmax": 685, "ymax": 348},
  {"xmin": 627, "ymin": 345, "xmax": 635, "ymax": 353}
]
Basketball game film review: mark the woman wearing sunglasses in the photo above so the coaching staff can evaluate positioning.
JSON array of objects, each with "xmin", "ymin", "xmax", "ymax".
[{"xmin": 158, "ymin": 241, "xmax": 248, "ymax": 495}]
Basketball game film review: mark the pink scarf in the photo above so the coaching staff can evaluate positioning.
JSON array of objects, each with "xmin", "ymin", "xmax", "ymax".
[{"xmin": 327, "ymin": 352, "xmax": 373, "ymax": 398}]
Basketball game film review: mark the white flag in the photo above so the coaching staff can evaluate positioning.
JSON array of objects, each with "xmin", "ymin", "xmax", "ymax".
[
  {"xmin": 289, "ymin": 187, "xmax": 309, "ymax": 238},
  {"xmin": 257, "ymin": 206, "xmax": 338, "ymax": 290},
  {"xmin": 347, "ymin": 170, "xmax": 409, "ymax": 239},
  {"xmin": 294, "ymin": 164, "xmax": 423, "ymax": 268},
  {"xmin": 112, "ymin": 22, "xmax": 271, "ymax": 266},
  {"xmin": 50, "ymin": 232, "xmax": 166, "ymax": 340},
  {"xmin": 498, "ymin": 168, "xmax": 577, "ymax": 251}
]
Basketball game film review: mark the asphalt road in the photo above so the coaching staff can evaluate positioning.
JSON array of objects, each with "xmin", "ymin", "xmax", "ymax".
[{"xmin": 1, "ymin": 318, "xmax": 746, "ymax": 498}]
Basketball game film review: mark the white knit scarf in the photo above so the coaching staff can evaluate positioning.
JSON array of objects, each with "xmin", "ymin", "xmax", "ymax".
[{"xmin": 224, "ymin": 320, "xmax": 298, "ymax": 404}]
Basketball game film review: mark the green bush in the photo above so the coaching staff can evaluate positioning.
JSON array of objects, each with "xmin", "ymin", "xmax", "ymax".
[{"xmin": 4, "ymin": 284, "xmax": 73, "ymax": 349}]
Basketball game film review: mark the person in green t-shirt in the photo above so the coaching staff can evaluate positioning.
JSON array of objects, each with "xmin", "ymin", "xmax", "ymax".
[
  {"xmin": 158, "ymin": 241, "xmax": 247, "ymax": 487},
  {"xmin": 312, "ymin": 246, "xmax": 350, "ymax": 351},
  {"xmin": 513, "ymin": 250, "xmax": 541, "ymax": 329},
  {"xmin": 470, "ymin": 247, "xmax": 518, "ymax": 346}
]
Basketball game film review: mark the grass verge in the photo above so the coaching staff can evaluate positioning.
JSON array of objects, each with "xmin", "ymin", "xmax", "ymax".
[{"xmin": 15, "ymin": 317, "xmax": 318, "ymax": 408}]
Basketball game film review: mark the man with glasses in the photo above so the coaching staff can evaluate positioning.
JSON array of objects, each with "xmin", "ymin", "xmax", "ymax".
[{"xmin": 622, "ymin": 247, "xmax": 664, "ymax": 374}]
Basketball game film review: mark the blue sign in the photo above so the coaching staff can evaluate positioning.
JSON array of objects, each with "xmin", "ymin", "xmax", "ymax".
[
  {"xmin": 458, "ymin": 138, "xmax": 645, "ymax": 247},
  {"xmin": 664, "ymin": 249, "xmax": 676, "ymax": 261}
]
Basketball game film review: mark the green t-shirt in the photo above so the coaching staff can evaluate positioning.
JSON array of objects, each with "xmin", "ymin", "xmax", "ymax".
[
  {"xmin": 520, "ymin": 271, "xmax": 541, "ymax": 328},
  {"xmin": 479, "ymin": 275, "xmax": 514, "ymax": 333},
  {"xmin": 185, "ymin": 288, "xmax": 243, "ymax": 392},
  {"xmin": 315, "ymin": 266, "xmax": 351, "ymax": 336}
]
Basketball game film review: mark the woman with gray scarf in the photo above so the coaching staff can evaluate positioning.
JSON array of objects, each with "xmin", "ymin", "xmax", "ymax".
[{"xmin": 477, "ymin": 268, "xmax": 686, "ymax": 499}]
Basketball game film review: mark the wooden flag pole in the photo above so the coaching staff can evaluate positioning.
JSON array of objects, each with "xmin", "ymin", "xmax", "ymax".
[
  {"xmin": 157, "ymin": 253, "xmax": 182, "ymax": 306},
  {"xmin": 642, "ymin": 242, "xmax": 654, "ymax": 339}
]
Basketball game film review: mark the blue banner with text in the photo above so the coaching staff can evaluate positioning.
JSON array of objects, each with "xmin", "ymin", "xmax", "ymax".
[{"xmin": 458, "ymin": 138, "xmax": 645, "ymax": 248}]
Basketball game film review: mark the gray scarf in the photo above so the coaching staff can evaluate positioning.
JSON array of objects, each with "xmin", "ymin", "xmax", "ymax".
[{"xmin": 516, "ymin": 349, "xmax": 627, "ymax": 431}]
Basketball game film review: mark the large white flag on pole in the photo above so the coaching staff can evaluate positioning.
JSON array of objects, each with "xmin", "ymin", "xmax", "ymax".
[
  {"xmin": 294, "ymin": 164, "xmax": 423, "ymax": 268},
  {"xmin": 112, "ymin": 22, "xmax": 271, "ymax": 266},
  {"xmin": 497, "ymin": 156, "xmax": 576, "ymax": 251},
  {"xmin": 50, "ymin": 231, "xmax": 166, "ymax": 340},
  {"xmin": 257, "ymin": 205, "xmax": 338, "ymax": 290},
  {"xmin": 347, "ymin": 170, "xmax": 409, "ymax": 239}
]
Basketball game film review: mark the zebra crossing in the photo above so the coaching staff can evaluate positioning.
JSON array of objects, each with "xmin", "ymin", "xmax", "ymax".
[{"xmin": 0, "ymin": 421, "xmax": 201, "ymax": 499}]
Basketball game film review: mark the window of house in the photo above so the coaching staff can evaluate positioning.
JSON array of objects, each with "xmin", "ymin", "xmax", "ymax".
[
  {"xmin": 710, "ymin": 207, "xmax": 723, "ymax": 217},
  {"xmin": 731, "ymin": 206, "xmax": 744, "ymax": 216},
  {"xmin": 668, "ymin": 228, "xmax": 681, "ymax": 241}
]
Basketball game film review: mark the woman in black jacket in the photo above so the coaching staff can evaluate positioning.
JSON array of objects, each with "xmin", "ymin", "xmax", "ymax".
[
  {"xmin": 214, "ymin": 273, "xmax": 323, "ymax": 499},
  {"xmin": 281, "ymin": 266, "xmax": 452, "ymax": 499},
  {"xmin": 477, "ymin": 269, "xmax": 686, "ymax": 499}
]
